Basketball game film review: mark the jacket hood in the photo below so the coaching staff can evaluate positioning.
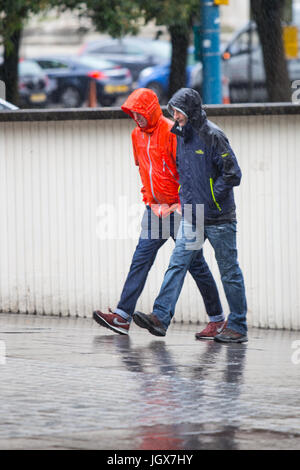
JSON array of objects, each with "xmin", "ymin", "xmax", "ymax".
[
  {"xmin": 167, "ymin": 88, "xmax": 207, "ymax": 131},
  {"xmin": 121, "ymin": 88, "xmax": 162, "ymax": 133}
]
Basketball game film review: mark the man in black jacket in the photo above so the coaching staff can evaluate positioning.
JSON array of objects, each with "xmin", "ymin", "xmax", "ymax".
[{"xmin": 133, "ymin": 88, "xmax": 247, "ymax": 343}]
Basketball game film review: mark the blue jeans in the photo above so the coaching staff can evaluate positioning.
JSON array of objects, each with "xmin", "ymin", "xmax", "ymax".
[
  {"xmin": 153, "ymin": 220, "xmax": 247, "ymax": 335},
  {"xmin": 115, "ymin": 207, "xmax": 223, "ymax": 322}
]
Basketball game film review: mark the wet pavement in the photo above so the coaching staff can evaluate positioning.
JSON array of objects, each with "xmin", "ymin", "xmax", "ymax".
[{"xmin": 0, "ymin": 313, "xmax": 299, "ymax": 450}]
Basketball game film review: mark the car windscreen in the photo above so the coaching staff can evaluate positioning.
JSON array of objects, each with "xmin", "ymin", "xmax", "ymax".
[
  {"xmin": 138, "ymin": 41, "xmax": 171, "ymax": 60},
  {"xmin": 37, "ymin": 59, "xmax": 70, "ymax": 70},
  {"xmin": 19, "ymin": 60, "xmax": 43, "ymax": 75},
  {"xmin": 76, "ymin": 56, "xmax": 117, "ymax": 69}
]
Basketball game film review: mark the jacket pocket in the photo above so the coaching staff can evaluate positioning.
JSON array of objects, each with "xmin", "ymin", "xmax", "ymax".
[{"xmin": 209, "ymin": 178, "xmax": 222, "ymax": 212}]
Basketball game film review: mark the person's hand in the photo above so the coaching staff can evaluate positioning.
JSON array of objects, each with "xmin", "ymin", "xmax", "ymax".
[
  {"xmin": 151, "ymin": 203, "xmax": 179, "ymax": 218},
  {"xmin": 162, "ymin": 203, "xmax": 180, "ymax": 217},
  {"xmin": 150, "ymin": 204, "xmax": 162, "ymax": 218},
  {"xmin": 175, "ymin": 202, "xmax": 182, "ymax": 215}
]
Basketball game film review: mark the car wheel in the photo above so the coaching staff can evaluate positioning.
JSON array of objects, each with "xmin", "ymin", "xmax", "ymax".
[
  {"xmin": 146, "ymin": 82, "xmax": 167, "ymax": 104},
  {"xmin": 60, "ymin": 86, "xmax": 82, "ymax": 108}
]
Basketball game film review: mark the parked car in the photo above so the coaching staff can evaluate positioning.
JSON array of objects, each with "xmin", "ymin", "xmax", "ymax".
[
  {"xmin": 137, "ymin": 48, "xmax": 198, "ymax": 103},
  {"xmin": 78, "ymin": 37, "xmax": 171, "ymax": 82},
  {"xmin": 0, "ymin": 58, "xmax": 50, "ymax": 108},
  {"xmin": 223, "ymin": 21, "xmax": 300, "ymax": 102},
  {"xmin": 190, "ymin": 21, "xmax": 300, "ymax": 103},
  {"xmin": 0, "ymin": 98, "xmax": 19, "ymax": 110},
  {"xmin": 18, "ymin": 59, "xmax": 50, "ymax": 108},
  {"xmin": 33, "ymin": 55, "xmax": 133, "ymax": 107}
]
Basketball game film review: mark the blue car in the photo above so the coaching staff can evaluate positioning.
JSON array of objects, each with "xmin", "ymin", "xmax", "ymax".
[{"xmin": 137, "ymin": 48, "xmax": 198, "ymax": 103}]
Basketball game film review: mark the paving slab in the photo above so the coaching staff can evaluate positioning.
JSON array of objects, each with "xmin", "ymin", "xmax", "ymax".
[{"xmin": 0, "ymin": 313, "xmax": 299, "ymax": 450}]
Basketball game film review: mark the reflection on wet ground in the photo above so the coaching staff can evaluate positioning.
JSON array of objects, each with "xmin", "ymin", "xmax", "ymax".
[{"xmin": 0, "ymin": 313, "xmax": 299, "ymax": 449}]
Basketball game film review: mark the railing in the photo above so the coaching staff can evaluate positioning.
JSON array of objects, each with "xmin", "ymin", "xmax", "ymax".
[{"xmin": 0, "ymin": 103, "xmax": 299, "ymax": 330}]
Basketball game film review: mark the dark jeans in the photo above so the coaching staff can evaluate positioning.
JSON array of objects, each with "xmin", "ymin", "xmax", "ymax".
[{"xmin": 115, "ymin": 207, "xmax": 223, "ymax": 322}]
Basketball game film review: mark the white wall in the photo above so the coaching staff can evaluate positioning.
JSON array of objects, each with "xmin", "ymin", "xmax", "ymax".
[{"xmin": 0, "ymin": 111, "xmax": 299, "ymax": 329}]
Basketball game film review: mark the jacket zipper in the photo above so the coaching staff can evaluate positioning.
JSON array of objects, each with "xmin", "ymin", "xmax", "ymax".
[
  {"xmin": 209, "ymin": 178, "xmax": 222, "ymax": 212},
  {"xmin": 147, "ymin": 135, "xmax": 159, "ymax": 203},
  {"xmin": 163, "ymin": 159, "xmax": 179, "ymax": 184}
]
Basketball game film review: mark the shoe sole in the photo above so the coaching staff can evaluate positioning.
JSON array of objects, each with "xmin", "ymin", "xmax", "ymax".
[
  {"xmin": 93, "ymin": 311, "xmax": 129, "ymax": 336},
  {"xmin": 195, "ymin": 335, "xmax": 215, "ymax": 340},
  {"xmin": 133, "ymin": 312, "xmax": 166, "ymax": 337},
  {"xmin": 214, "ymin": 335, "xmax": 248, "ymax": 344}
]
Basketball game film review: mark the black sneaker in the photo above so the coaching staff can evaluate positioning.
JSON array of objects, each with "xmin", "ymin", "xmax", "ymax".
[
  {"xmin": 214, "ymin": 327, "xmax": 248, "ymax": 343},
  {"xmin": 133, "ymin": 311, "xmax": 166, "ymax": 337}
]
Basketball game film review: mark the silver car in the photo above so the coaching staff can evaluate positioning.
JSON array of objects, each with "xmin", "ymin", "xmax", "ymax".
[
  {"xmin": 190, "ymin": 21, "xmax": 300, "ymax": 103},
  {"xmin": 221, "ymin": 21, "xmax": 300, "ymax": 103}
]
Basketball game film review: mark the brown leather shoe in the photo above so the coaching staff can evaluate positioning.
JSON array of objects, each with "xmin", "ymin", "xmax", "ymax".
[{"xmin": 133, "ymin": 311, "xmax": 166, "ymax": 337}]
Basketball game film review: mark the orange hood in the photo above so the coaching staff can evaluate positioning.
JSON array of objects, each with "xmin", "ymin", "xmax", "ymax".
[{"xmin": 121, "ymin": 88, "xmax": 162, "ymax": 133}]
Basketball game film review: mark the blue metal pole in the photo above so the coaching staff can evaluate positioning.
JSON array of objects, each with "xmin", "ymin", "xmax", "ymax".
[{"xmin": 201, "ymin": 0, "xmax": 222, "ymax": 104}]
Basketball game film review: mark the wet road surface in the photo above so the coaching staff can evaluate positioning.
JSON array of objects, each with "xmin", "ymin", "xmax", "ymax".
[{"xmin": 0, "ymin": 313, "xmax": 299, "ymax": 450}]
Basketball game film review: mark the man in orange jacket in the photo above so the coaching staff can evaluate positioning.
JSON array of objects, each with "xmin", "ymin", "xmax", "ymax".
[{"xmin": 93, "ymin": 88, "xmax": 225, "ymax": 336}]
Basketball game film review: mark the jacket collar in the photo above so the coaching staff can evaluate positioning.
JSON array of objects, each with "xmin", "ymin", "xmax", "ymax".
[{"xmin": 171, "ymin": 120, "xmax": 194, "ymax": 142}]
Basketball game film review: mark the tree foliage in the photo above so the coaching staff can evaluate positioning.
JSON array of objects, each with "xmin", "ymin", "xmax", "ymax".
[
  {"xmin": 0, "ymin": 1, "xmax": 51, "ymax": 44},
  {"xmin": 84, "ymin": 0, "xmax": 141, "ymax": 37},
  {"xmin": 55, "ymin": 0, "xmax": 141, "ymax": 37}
]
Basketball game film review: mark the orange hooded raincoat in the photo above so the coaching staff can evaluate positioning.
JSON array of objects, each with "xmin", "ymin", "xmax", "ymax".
[{"xmin": 121, "ymin": 88, "xmax": 179, "ymax": 216}]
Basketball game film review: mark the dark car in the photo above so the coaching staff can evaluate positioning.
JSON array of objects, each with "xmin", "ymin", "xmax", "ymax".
[
  {"xmin": 33, "ymin": 55, "xmax": 133, "ymax": 107},
  {"xmin": 18, "ymin": 59, "xmax": 50, "ymax": 108},
  {"xmin": 0, "ymin": 58, "xmax": 50, "ymax": 108},
  {"xmin": 78, "ymin": 37, "xmax": 171, "ymax": 82}
]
